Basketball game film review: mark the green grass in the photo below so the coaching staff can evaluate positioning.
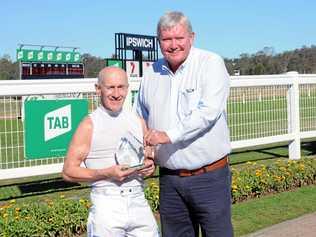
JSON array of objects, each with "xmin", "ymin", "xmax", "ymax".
[
  {"xmin": 228, "ymin": 94, "xmax": 316, "ymax": 141},
  {"xmin": 230, "ymin": 139, "xmax": 316, "ymax": 164},
  {"xmin": 232, "ymin": 185, "xmax": 316, "ymax": 236},
  {"xmin": 230, "ymin": 145, "xmax": 289, "ymax": 165},
  {"xmin": 0, "ymin": 174, "xmax": 90, "ymax": 202},
  {"xmin": 228, "ymin": 97, "xmax": 288, "ymax": 140}
]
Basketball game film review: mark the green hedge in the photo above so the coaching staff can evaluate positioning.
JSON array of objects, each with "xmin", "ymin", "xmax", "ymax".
[
  {"xmin": 1, "ymin": 158, "xmax": 315, "ymax": 236},
  {"xmin": 145, "ymin": 158, "xmax": 316, "ymax": 211},
  {"xmin": 231, "ymin": 158, "xmax": 316, "ymax": 203},
  {"xmin": 0, "ymin": 197, "xmax": 89, "ymax": 237}
]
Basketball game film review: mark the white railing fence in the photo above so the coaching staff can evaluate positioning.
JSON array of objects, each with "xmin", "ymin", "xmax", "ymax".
[{"xmin": 0, "ymin": 72, "xmax": 316, "ymax": 180}]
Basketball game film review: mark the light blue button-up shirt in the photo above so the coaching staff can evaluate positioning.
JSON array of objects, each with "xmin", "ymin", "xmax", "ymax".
[{"xmin": 135, "ymin": 47, "xmax": 231, "ymax": 170}]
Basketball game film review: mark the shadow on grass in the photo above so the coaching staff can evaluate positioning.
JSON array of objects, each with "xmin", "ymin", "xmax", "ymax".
[
  {"xmin": 0, "ymin": 178, "xmax": 89, "ymax": 202},
  {"xmin": 230, "ymin": 141, "xmax": 316, "ymax": 166},
  {"xmin": 256, "ymin": 149, "xmax": 288, "ymax": 158},
  {"xmin": 18, "ymin": 178, "xmax": 82, "ymax": 194},
  {"xmin": 302, "ymin": 141, "xmax": 316, "ymax": 156},
  {"xmin": 230, "ymin": 145, "xmax": 289, "ymax": 165},
  {"xmin": 231, "ymin": 156, "xmax": 282, "ymax": 166}
]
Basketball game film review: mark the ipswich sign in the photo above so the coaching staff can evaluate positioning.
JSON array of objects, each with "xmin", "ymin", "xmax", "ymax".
[{"xmin": 123, "ymin": 33, "xmax": 155, "ymax": 51}]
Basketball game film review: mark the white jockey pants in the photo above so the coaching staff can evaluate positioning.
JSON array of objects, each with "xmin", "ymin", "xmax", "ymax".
[{"xmin": 87, "ymin": 186, "xmax": 159, "ymax": 237}]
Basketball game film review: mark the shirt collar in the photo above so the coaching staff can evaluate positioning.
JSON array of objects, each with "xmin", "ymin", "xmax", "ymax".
[
  {"xmin": 100, "ymin": 105, "xmax": 122, "ymax": 117},
  {"xmin": 161, "ymin": 46, "xmax": 195, "ymax": 74}
]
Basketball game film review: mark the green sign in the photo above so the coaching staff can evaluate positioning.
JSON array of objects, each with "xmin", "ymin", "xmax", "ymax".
[
  {"xmin": 17, "ymin": 49, "xmax": 81, "ymax": 63},
  {"xmin": 24, "ymin": 99, "xmax": 88, "ymax": 159},
  {"xmin": 106, "ymin": 59, "xmax": 124, "ymax": 68}
]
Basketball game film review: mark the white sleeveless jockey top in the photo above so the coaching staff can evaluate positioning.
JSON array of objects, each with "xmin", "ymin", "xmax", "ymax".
[{"xmin": 84, "ymin": 105, "xmax": 144, "ymax": 188}]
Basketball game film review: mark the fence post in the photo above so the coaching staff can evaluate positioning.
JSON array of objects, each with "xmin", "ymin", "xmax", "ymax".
[{"xmin": 287, "ymin": 71, "xmax": 301, "ymax": 159}]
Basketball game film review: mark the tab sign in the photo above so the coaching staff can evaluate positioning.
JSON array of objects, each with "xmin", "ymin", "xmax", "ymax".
[{"xmin": 44, "ymin": 105, "xmax": 72, "ymax": 141}]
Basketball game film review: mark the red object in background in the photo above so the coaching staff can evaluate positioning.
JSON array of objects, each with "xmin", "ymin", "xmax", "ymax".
[{"xmin": 21, "ymin": 63, "xmax": 84, "ymax": 79}]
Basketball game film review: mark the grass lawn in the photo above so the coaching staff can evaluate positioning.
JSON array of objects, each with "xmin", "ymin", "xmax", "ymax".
[
  {"xmin": 232, "ymin": 185, "xmax": 316, "ymax": 236},
  {"xmin": 0, "ymin": 173, "xmax": 90, "ymax": 202},
  {"xmin": 230, "ymin": 141, "xmax": 316, "ymax": 165}
]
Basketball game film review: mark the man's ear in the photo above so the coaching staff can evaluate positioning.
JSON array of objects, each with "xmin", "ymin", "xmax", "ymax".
[
  {"xmin": 95, "ymin": 83, "xmax": 101, "ymax": 96},
  {"xmin": 190, "ymin": 32, "xmax": 195, "ymax": 45}
]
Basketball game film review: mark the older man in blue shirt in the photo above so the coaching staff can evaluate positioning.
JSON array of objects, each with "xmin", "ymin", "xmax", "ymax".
[{"xmin": 135, "ymin": 11, "xmax": 233, "ymax": 237}]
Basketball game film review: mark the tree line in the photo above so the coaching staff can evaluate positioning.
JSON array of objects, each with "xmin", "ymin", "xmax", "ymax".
[
  {"xmin": 1, "ymin": 45, "xmax": 316, "ymax": 80},
  {"xmin": 225, "ymin": 45, "xmax": 316, "ymax": 75}
]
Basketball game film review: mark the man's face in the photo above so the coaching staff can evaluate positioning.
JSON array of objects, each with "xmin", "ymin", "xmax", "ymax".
[
  {"xmin": 96, "ymin": 73, "xmax": 128, "ymax": 112},
  {"xmin": 159, "ymin": 23, "xmax": 194, "ymax": 72}
]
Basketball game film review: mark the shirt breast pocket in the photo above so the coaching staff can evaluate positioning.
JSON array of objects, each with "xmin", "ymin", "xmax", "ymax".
[{"xmin": 179, "ymin": 88, "xmax": 199, "ymax": 117}]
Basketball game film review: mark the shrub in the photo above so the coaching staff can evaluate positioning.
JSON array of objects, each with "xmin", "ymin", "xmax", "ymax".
[
  {"xmin": 1, "ymin": 158, "xmax": 315, "ymax": 236},
  {"xmin": 144, "ymin": 181, "xmax": 160, "ymax": 212},
  {"xmin": 143, "ymin": 158, "xmax": 316, "ymax": 210},
  {"xmin": 0, "ymin": 196, "xmax": 89, "ymax": 237},
  {"xmin": 231, "ymin": 158, "xmax": 316, "ymax": 202},
  {"xmin": 144, "ymin": 158, "xmax": 316, "ymax": 210}
]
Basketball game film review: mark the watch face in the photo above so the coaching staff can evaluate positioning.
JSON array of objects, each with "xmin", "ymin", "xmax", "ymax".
[{"xmin": 115, "ymin": 131, "xmax": 144, "ymax": 168}]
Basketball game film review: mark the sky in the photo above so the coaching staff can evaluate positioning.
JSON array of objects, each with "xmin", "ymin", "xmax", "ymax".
[{"xmin": 1, "ymin": 0, "xmax": 315, "ymax": 60}]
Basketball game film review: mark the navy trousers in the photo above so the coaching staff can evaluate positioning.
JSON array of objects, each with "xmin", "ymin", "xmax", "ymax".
[{"xmin": 159, "ymin": 164, "xmax": 233, "ymax": 237}]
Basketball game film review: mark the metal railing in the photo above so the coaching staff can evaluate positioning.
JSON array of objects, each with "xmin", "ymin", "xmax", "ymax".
[{"xmin": 1, "ymin": 72, "xmax": 316, "ymax": 180}]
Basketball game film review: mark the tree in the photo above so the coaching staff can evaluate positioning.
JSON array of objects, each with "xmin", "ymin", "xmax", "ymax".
[
  {"xmin": 0, "ymin": 55, "xmax": 19, "ymax": 80},
  {"xmin": 82, "ymin": 54, "xmax": 106, "ymax": 78},
  {"xmin": 226, "ymin": 45, "xmax": 316, "ymax": 75},
  {"xmin": 254, "ymin": 63, "xmax": 265, "ymax": 74}
]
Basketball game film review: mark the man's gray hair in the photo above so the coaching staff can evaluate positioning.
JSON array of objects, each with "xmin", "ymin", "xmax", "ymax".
[
  {"xmin": 157, "ymin": 11, "xmax": 193, "ymax": 39},
  {"xmin": 97, "ymin": 70, "xmax": 104, "ymax": 84}
]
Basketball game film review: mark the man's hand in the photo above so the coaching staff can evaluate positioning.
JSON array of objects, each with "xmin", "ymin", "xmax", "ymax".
[
  {"xmin": 144, "ymin": 129, "xmax": 171, "ymax": 146},
  {"xmin": 101, "ymin": 165, "xmax": 137, "ymax": 182},
  {"xmin": 137, "ymin": 158, "xmax": 155, "ymax": 177},
  {"xmin": 144, "ymin": 145, "xmax": 155, "ymax": 159}
]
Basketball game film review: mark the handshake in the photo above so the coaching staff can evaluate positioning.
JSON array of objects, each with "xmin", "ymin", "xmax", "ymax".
[
  {"xmin": 144, "ymin": 129, "xmax": 171, "ymax": 146},
  {"xmin": 143, "ymin": 129, "xmax": 171, "ymax": 159}
]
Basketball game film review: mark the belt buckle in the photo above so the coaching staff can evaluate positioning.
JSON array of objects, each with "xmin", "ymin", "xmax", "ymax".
[
  {"xmin": 179, "ymin": 169, "xmax": 191, "ymax": 177},
  {"xmin": 179, "ymin": 165, "xmax": 209, "ymax": 177},
  {"xmin": 179, "ymin": 169, "xmax": 198, "ymax": 177},
  {"xmin": 178, "ymin": 156, "xmax": 228, "ymax": 177}
]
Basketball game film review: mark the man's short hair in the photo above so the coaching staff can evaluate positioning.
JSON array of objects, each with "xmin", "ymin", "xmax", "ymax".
[{"xmin": 157, "ymin": 11, "xmax": 193, "ymax": 39}]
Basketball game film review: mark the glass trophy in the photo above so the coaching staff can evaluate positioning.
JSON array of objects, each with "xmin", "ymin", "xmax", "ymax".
[{"xmin": 115, "ymin": 131, "xmax": 144, "ymax": 169}]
